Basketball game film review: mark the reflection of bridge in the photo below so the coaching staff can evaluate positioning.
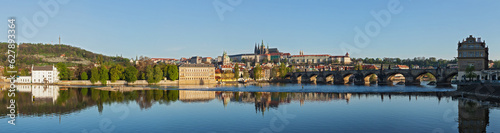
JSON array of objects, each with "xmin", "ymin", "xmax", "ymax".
[{"xmin": 286, "ymin": 68, "xmax": 458, "ymax": 86}]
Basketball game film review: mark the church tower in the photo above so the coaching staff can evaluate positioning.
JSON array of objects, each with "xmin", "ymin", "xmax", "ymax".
[
  {"xmin": 254, "ymin": 43, "xmax": 258, "ymax": 54},
  {"xmin": 222, "ymin": 51, "xmax": 231, "ymax": 65}
]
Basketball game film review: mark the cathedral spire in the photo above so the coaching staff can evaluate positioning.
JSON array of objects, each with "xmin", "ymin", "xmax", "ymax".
[{"xmin": 254, "ymin": 43, "xmax": 257, "ymax": 52}]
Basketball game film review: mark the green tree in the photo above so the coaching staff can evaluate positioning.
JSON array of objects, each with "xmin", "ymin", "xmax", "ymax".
[
  {"xmin": 243, "ymin": 69, "xmax": 249, "ymax": 79},
  {"xmin": 354, "ymin": 64, "xmax": 363, "ymax": 70},
  {"xmin": 167, "ymin": 65, "xmax": 178, "ymax": 81},
  {"xmin": 81, "ymin": 72, "xmax": 88, "ymax": 80},
  {"xmin": 99, "ymin": 66, "xmax": 109, "ymax": 85},
  {"xmin": 68, "ymin": 70, "xmax": 74, "ymax": 80},
  {"xmin": 424, "ymin": 73, "xmax": 436, "ymax": 80},
  {"xmin": 253, "ymin": 64, "xmax": 262, "ymax": 80},
  {"xmin": 369, "ymin": 74, "xmax": 377, "ymax": 82},
  {"xmin": 271, "ymin": 67, "xmax": 279, "ymax": 79},
  {"xmin": 234, "ymin": 63, "xmax": 240, "ymax": 79},
  {"xmin": 124, "ymin": 66, "xmax": 138, "ymax": 83},
  {"xmin": 20, "ymin": 68, "xmax": 30, "ymax": 76},
  {"xmin": 333, "ymin": 59, "xmax": 339, "ymax": 64},
  {"xmin": 90, "ymin": 67, "xmax": 99, "ymax": 84},
  {"xmin": 163, "ymin": 65, "xmax": 169, "ymax": 78},
  {"xmin": 56, "ymin": 62, "xmax": 70, "ymax": 80},
  {"xmin": 153, "ymin": 65, "xmax": 163, "ymax": 83},
  {"xmin": 493, "ymin": 60, "xmax": 500, "ymax": 68},
  {"xmin": 109, "ymin": 64, "xmax": 125, "ymax": 83},
  {"xmin": 465, "ymin": 66, "xmax": 477, "ymax": 81},
  {"xmin": 146, "ymin": 65, "xmax": 154, "ymax": 83},
  {"xmin": 279, "ymin": 63, "xmax": 288, "ymax": 78}
]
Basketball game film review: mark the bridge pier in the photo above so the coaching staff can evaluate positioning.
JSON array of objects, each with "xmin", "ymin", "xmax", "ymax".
[{"xmin": 405, "ymin": 76, "xmax": 419, "ymax": 85}]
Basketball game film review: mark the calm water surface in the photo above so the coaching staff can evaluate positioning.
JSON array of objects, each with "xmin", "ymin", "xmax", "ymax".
[{"xmin": 1, "ymin": 84, "xmax": 499, "ymax": 133}]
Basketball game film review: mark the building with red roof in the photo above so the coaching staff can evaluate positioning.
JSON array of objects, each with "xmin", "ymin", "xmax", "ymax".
[{"xmin": 289, "ymin": 51, "xmax": 351, "ymax": 64}]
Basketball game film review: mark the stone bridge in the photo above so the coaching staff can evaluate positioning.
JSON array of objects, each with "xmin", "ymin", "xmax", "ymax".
[{"xmin": 286, "ymin": 68, "xmax": 458, "ymax": 86}]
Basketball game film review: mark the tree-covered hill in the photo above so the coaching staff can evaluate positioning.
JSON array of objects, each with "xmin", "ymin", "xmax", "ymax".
[{"xmin": 0, "ymin": 43, "xmax": 129, "ymax": 67}]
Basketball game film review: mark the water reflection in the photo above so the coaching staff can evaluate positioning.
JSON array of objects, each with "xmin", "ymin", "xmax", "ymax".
[
  {"xmin": 216, "ymin": 92, "xmax": 351, "ymax": 114},
  {"xmin": 1, "ymin": 85, "xmax": 499, "ymax": 132},
  {"xmin": 458, "ymin": 99, "xmax": 491, "ymax": 133}
]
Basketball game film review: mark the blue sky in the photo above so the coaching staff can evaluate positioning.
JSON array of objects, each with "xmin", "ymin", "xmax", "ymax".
[{"xmin": 1, "ymin": 0, "xmax": 500, "ymax": 60}]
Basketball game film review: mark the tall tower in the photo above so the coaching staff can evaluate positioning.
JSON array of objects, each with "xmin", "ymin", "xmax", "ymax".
[
  {"xmin": 457, "ymin": 35, "xmax": 489, "ymax": 71},
  {"xmin": 58, "ymin": 36, "xmax": 61, "ymax": 45},
  {"xmin": 222, "ymin": 51, "xmax": 230, "ymax": 65},
  {"xmin": 254, "ymin": 43, "xmax": 258, "ymax": 54},
  {"xmin": 261, "ymin": 40, "xmax": 265, "ymax": 54}
]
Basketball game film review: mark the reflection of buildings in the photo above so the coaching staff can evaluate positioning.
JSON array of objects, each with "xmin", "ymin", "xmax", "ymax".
[
  {"xmin": 17, "ymin": 85, "xmax": 60, "ymax": 103},
  {"xmin": 458, "ymin": 99, "xmax": 489, "ymax": 133},
  {"xmin": 179, "ymin": 90, "xmax": 215, "ymax": 102},
  {"xmin": 215, "ymin": 92, "xmax": 352, "ymax": 114}
]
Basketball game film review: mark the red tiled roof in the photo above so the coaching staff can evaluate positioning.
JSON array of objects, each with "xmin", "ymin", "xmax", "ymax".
[
  {"xmin": 395, "ymin": 65, "xmax": 409, "ymax": 68},
  {"xmin": 151, "ymin": 58, "xmax": 178, "ymax": 61},
  {"xmin": 290, "ymin": 54, "xmax": 330, "ymax": 57},
  {"xmin": 268, "ymin": 53, "xmax": 290, "ymax": 56},
  {"xmin": 330, "ymin": 56, "xmax": 348, "ymax": 58}
]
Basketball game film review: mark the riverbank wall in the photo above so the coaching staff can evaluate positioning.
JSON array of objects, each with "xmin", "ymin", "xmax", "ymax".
[{"xmin": 457, "ymin": 84, "xmax": 500, "ymax": 98}]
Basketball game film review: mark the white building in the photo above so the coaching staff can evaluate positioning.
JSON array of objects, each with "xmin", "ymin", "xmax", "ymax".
[
  {"xmin": 31, "ymin": 65, "xmax": 59, "ymax": 83},
  {"xmin": 17, "ymin": 76, "xmax": 32, "ymax": 83}
]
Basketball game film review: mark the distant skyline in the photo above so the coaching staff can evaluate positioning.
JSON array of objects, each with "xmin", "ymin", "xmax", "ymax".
[{"xmin": 1, "ymin": 0, "xmax": 499, "ymax": 60}]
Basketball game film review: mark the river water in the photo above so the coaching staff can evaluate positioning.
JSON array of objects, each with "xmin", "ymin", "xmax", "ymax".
[{"xmin": 1, "ymin": 84, "xmax": 499, "ymax": 133}]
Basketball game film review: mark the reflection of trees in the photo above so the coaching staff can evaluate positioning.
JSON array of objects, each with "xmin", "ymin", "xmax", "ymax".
[
  {"xmin": 0, "ymin": 88, "xmax": 181, "ymax": 117},
  {"xmin": 57, "ymin": 90, "xmax": 70, "ymax": 105},
  {"xmin": 81, "ymin": 88, "xmax": 88, "ymax": 97},
  {"xmin": 0, "ymin": 89, "xmax": 89, "ymax": 117}
]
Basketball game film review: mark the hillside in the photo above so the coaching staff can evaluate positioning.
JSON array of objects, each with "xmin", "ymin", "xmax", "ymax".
[{"xmin": 0, "ymin": 43, "xmax": 129, "ymax": 67}]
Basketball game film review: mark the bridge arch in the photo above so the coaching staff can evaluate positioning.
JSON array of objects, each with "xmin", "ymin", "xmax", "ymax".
[
  {"xmin": 444, "ymin": 72, "xmax": 458, "ymax": 84},
  {"xmin": 414, "ymin": 72, "xmax": 437, "ymax": 85},
  {"xmin": 363, "ymin": 73, "xmax": 378, "ymax": 85},
  {"xmin": 284, "ymin": 74, "xmax": 292, "ymax": 80},
  {"xmin": 342, "ymin": 73, "xmax": 355, "ymax": 84},
  {"xmin": 309, "ymin": 74, "xmax": 318, "ymax": 83},
  {"xmin": 385, "ymin": 72, "xmax": 406, "ymax": 85},
  {"xmin": 325, "ymin": 74, "xmax": 334, "ymax": 84},
  {"xmin": 296, "ymin": 74, "xmax": 303, "ymax": 83}
]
